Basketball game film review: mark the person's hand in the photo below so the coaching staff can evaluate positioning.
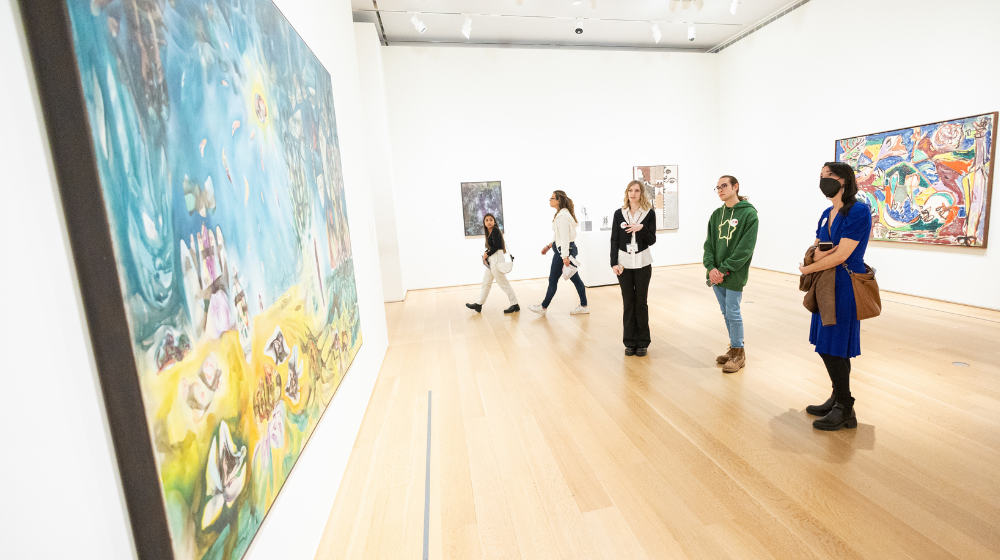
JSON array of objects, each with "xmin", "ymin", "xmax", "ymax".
[
  {"xmin": 625, "ymin": 223, "xmax": 644, "ymax": 234},
  {"xmin": 482, "ymin": 254, "xmax": 488, "ymax": 266},
  {"xmin": 563, "ymin": 257, "xmax": 571, "ymax": 267},
  {"xmin": 613, "ymin": 265, "xmax": 624, "ymax": 275},
  {"xmin": 541, "ymin": 244, "xmax": 550, "ymax": 255},
  {"xmin": 709, "ymin": 268, "xmax": 725, "ymax": 284},
  {"xmin": 799, "ymin": 262, "xmax": 809, "ymax": 274},
  {"xmin": 814, "ymin": 246, "xmax": 837, "ymax": 261}
]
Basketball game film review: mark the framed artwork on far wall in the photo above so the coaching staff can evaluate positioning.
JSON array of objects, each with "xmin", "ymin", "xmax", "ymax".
[
  {"xmin": 835, "ymin": 112, "xmax": 997, "ymax": 248},
  {"xmin": 633, "ymin": 165, "xmax": 679, "ymax": 230},
  {"xmin": 18, "ymin": 0, "xmax": 363, "ymax": 558},
  {"xmin": 461, "ymin": 181, "xmax": 504, "ymax": 236}
]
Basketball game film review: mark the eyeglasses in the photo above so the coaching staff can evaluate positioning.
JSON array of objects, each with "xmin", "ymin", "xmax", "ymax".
[{"xmin": 713, "ymin": 185, "xmax": 732, "ymax": 192}]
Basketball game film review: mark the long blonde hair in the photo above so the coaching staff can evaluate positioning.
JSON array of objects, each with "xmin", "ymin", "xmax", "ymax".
[
  {"xmin": 623, "ymin": 180, "xmax": 652, "ymax": 211},
  {"xmin": 551, "ymin": 190, "xmax": 578, "ymax": 222}
]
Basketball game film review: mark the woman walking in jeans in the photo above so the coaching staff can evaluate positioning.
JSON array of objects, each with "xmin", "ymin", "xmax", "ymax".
[
  {"xmin": 529, "ymin": 190, "xmax": 588, "ymax": 316},
  {"xmin": 703, "ymin": 175, "xmax": 758, "ymax": 373}
]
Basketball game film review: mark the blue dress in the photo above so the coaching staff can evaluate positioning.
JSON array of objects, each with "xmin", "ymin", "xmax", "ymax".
[{"xmin": 809, "ymin": 202, "xmax": 872, "ymax": 358}]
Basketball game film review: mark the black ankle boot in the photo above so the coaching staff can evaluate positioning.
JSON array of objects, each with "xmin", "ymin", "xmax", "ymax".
[
  {"xmin": 812, "ymin": 401, "xmax": 857, "ymax": 431},
  {"xmin": 806, "ymin": 392, "xmax": 836, "ymax": 416},
  {"xmin": 466, "ymin": 302, "xmax": 482, "ymax": 313},
  {"xmin": 624, "ymin": 347, "xmax": 636, "ymax": 356},
  {"xmin": 504, "ymin": 304, "xmax": 520, "ymax": 314}
]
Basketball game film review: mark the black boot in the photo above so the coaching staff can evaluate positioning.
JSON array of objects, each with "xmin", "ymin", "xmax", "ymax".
[
  {"xmin": 624, "ymin": 347, "xmax": 636, "ymax": 356},
  {"xmin": 466, "ymin": 303, "xmax": 482, "ymax": 313},
  {"xmin": 635, "ymin": 348, "xmax": 648, "ymax": 357},
  {"xmin": 812, "ymin": 401, "xmax": 857, "ymax": 431},
  {"xmin": 806, "ymin": 392, "xmax": 836, "ymax": 416},
  {"xmin": 504, "ymin": 304, "xmax": 520, "ymax": 314}
]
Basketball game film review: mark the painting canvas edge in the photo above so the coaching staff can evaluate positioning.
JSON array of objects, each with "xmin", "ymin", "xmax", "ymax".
[{"xmin": 16, "ymin": 0, "xmax": 174, "ymax": 558}]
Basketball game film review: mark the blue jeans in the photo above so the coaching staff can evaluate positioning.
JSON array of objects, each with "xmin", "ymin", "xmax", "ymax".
[
  {"xmin": 712, "ymin": 286, "xmax": 743, "ymax": 348},
  {"xmin": 542, "ymin": 243, "xmax": 587, "ymax": 308}
]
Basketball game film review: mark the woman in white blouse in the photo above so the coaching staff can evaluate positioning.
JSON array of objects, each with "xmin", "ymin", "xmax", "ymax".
[
  {"xmin": 610, "ymin": 180, "xmax": 657, "ymax": 356},
  {"xmin": 529, "ymin": 190, "xmax": 588, "ymax": 316}
]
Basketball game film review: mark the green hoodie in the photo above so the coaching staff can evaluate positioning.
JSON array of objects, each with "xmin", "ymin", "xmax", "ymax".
[{"xmin": 703, "ymin": 200, "xmax": 759, "ymax": 292}]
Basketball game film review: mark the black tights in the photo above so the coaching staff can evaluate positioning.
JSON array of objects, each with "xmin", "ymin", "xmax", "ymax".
[{"xmin": 819, "ymin": 353, "xmax": 854, "ymax": 407}]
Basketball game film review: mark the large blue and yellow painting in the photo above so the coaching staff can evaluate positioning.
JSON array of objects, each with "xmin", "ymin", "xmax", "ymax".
[
  {"xmin": 66, "ymin": 0, "xmax": 361, "ymax": 558},
  {"xmin": 836, "ymin": 113, "xmax": 996, "ymax": 247}
]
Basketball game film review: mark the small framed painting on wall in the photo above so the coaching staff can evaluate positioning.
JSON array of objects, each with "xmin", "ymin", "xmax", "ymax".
[
  {"xmin": 461, "ymin": 181, "xmax": 504, "ymax": 236},
  {"xmin": 633, "ymin": 165, "xmax": 679, "ymax": 230}
]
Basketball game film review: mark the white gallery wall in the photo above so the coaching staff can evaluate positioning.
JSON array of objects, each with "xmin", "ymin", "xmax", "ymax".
[
  {"xmin": 381, "ymin": 47, "xmax": 722, "ymax": 292},
  {"xmin": 355, "ymin": 23, "xmax": 406, "ymax": 302},
  {"xmin": 717, "ymin": 0, "xmax": 1000, "ymax": 309},
  {"xmin": 0, "ymin": 0, "xmax": 389, "ymax": 558}
]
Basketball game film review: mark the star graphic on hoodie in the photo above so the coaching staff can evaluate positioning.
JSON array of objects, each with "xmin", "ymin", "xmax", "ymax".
[{"xmin": 719, "ymin": 217, "xmax": 738, "ymax": 242}]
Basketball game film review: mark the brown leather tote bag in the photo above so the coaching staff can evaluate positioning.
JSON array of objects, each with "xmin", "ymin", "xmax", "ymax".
[{"xmin": 842, "ymin": 263, "xmax": 881, "ymax": 320}]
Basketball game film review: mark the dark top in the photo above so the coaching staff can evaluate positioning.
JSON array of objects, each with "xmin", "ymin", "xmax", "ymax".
[
  {"xmin": 485, "ymin": 228, "xmax": 504, "ymax": 257},
  {"xmin": 809, "ymin": 202, "xmax": 872, "ymax": 358},
  {"xmin": 610, "ymin": 208, "xmax": 657, "ymax": 266}
]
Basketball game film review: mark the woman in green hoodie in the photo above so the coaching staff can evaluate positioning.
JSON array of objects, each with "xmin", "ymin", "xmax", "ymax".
[{"xmin": 703, "ymin": 175, "xmax": 759, "ymax": 373}]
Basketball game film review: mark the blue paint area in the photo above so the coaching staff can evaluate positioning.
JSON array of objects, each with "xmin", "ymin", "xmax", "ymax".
[{"xmin": 67, "ymin": 0, "xmax": 358, "ymax": 344}]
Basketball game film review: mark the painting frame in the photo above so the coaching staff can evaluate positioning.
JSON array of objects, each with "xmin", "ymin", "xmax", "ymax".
[
  {"xmin": 17, "ymin": 1, "xmax": 362, "ymax": 559},
  {"xmin": 834, "ymin": 112, "xmax": 997, "ymax": 248},
  {"xmin": 19, "ymin": 1, "xmax": 173, "ymax": 557},
  {"xmin": 461, "ymin": 181, "xmax": 504, "ymax": 237}
]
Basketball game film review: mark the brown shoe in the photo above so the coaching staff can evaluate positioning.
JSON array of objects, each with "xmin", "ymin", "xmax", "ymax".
[
  {"xmin": 723, "ymin": 348, "xmax": 745, "ymax": 373},
  {"xmin": 716, "ymin": 346, "xmax": 732, "ymax": 364}
]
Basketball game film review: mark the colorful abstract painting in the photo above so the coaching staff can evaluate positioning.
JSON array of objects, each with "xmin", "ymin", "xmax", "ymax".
[
  {"xmin": 835, "ymin": 113, "xmax": 997, "ymax": 247},
  {"xmin": 61, "ymin": 0, "xmax": 361, "ymax": 558},
  {"xmin": 461, "ymin": 181, "xmax": 504, "ymax": 236},
  {"xmin": 633, "ymin": 165, "xmax": 679, "ymax": 230}
]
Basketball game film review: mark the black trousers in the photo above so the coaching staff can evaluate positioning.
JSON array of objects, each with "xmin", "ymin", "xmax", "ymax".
[
  {"xmin": 819, "ymin": 353, "xmax": 854, "ymax": 406},
  {"xmin": 618, "ymin": 265, "xmax": 652, "ymax": 349}
]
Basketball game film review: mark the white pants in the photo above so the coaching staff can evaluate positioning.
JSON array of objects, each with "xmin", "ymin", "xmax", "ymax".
[{"xmin": 479, "ymin": 250, "xmax": 518, "ymax": 306}]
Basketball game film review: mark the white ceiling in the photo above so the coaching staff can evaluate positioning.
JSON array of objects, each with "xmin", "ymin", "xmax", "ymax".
[{"xmin": 351, "ymin": 0, "xmax": 809, "ymax": 52}]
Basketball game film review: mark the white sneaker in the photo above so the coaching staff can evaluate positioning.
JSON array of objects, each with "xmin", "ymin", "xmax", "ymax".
[
  {"xmin": 570, "ymin": 306, "xmax": 590, "ymax": 315},
  {"xmin": 528, "ymin": 304, "xmax": 547, "ymax": 315}
]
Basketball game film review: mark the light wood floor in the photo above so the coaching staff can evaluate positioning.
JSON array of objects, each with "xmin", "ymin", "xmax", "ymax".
[{"xmin": 315, "ymin": 265, "xmax": 1000, "ymax": 560}]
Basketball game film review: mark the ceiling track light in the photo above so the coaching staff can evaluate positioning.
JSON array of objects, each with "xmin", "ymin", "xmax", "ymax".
[
  {"xmin": 687, "ymin": 23, "xmax": 696, "ymax": 41},
  {"xmin": 730, "ymin": 0, "xmax": 741, "ymax": 15},
  {"xmin": 410, "ymin": 13, "xmax": 427, "ymax": 34},
  {"xmin": 461, "ymin": 15, "xmax": 472, "ymax": 39},
  {"xmin": 651, "ymin": 23, "xmax": 662, "ymax": 44}
]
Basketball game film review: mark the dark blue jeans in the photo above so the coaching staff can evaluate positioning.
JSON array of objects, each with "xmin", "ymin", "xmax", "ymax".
[{"xmin": 542, "ymin": 242, "xmax": 587, "ymax": 308}]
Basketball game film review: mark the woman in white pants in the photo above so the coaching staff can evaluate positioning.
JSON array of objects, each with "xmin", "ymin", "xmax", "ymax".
[{"xmin": 467, "ymin": 213, "xmax": 519, "ymax": 314}]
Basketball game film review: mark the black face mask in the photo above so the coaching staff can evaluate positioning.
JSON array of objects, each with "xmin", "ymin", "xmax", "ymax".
[{"xmin": 819, "ymin": 177, "xmax": 842, "ymax": 198}]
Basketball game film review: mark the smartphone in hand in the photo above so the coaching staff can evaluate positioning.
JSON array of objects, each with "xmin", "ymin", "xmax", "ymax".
[{"xmin": 818, "ymin": 242, "xmax": 834, "ymax": 251}]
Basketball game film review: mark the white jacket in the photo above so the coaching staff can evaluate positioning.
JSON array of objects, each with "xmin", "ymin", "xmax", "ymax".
[{"xmin": 552, "ymin": 208, "xmax": 578, "ymax": 255}]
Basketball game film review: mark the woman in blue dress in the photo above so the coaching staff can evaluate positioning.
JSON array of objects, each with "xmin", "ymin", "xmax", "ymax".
[{"xmin": 798, "ymin": 162, "xmax": 872, "ymax": 431}]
